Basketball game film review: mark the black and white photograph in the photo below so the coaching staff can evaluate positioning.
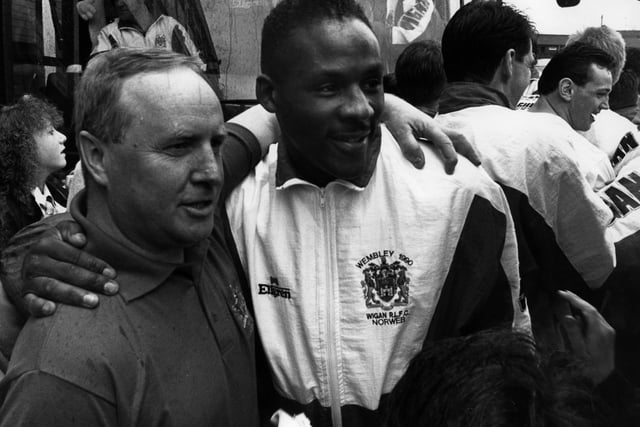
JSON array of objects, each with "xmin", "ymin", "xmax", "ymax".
[{"xmin": 0, "ymin": 0, "xmax": 639, "ymax": 425}]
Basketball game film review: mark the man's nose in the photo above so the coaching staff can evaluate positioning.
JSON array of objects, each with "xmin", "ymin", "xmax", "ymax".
[
  {"xmin": 191, "ymin": 143, "xmax": 221, "ymax": 183},
  {"xmin": 341, "ymin": 86, "xmax": 374, "ymax": 121}
]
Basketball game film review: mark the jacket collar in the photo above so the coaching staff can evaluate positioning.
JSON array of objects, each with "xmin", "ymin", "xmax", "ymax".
[
  {"xmin": 439, "ymin": 82, "xmax": 513, "ymax": 114},
  {"xmin": 116, "ymin": 17, "xmax": 143, "ymax": 32},
  {"xmin": 70, "ymin": 191, "xmax": 208, "ymax": 302},
  {"xmin": 275, "ymin": 125, "xmax": 382, "ymax": 189}
]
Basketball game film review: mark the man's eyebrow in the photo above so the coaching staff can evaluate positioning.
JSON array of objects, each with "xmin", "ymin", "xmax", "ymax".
[
  {"xmin": 313, "ymin": 61, "xmax": 384, "ymax": 77},
  {"xmin": 154, "ymin": 131, "xmax": 196, "ymax": 147}
]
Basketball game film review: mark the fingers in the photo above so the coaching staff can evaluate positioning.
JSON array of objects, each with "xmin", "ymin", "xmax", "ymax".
[
  {"xmin": 24, "ymin": 276, "xmax": 101, "ymax": 313},
  {"xmin": 24, "ymin": 293, "xmax": 57, "ymax": 317},
  {"xmin": 420, "ymin": 135, "xmax": 457, "ymax": 174},
  {"xmin": 77, "ymin": 6, "xmax": 96, "ymax": 21},
  {"xmin": 442, "ymin": 127, "xmax": 481, "ymax": 166},
  {"xmin": 76, "ymin": 0, "xmax": 97, "ymax": 20},
  {"xmin": 399, "ymin": 136, "xmax": 425, "ymax": 169},
  {"xmin": 558, "ymin": 289, "xmax": 616, "ymax": 383},
  {"xmin": 455, "ymin": 141, "xmax": 482, "ymax": 166},
  {"xmin": 553, "ymin": 295, "xmax": 586, "ymax": 354},
  {"xmin": 381, "ymin": 94, "xmax": 426, "ymax": 169},
  {"xmin": 557, "ymin": 290, "xmax": 605, "ymax": 328},
  {"xmin": 411, "ymin": 114, "xmax": 458, "ymax": 173},
  {"xmin": 19, "ymin": 219, "xmax": 118, "ymax": 313},
  {"xmin": 440, "ymin": 146, "xmax": 457, "ymax": 175},
  {"xmin": 384, "ymin": 123, "xmax": 425, "ymax": 169},
  {"xmin": 26, "ymin": 249, "xmax": 118, "ymax": 296},
  {"xmin": 29, "ymin": 234, "xmax": 116, "ymax": 280},
  {"xmin": 560, "ymin": 313, "xmax": 587, "ymax": 356},
  {"xmin": 56, "ymin": 220, "xmax": 88, "ymax": 247}
]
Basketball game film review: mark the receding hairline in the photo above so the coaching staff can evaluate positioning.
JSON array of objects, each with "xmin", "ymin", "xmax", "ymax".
[
  {"xmin": 119, "ymin": 66, "xmax": 219, "ymax": 115},
  {"xmin": 95, "ymin": 65, "xmax": 221, "ymax": 142},
  {"xmin": 119, "ymin": 66, "xmax": 215, "ymax": 97},
  {"xmin": 584, "ymin": 62, "xmax": 613, "ymax": 85}
]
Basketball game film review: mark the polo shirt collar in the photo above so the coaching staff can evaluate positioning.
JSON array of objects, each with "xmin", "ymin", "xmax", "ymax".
[
  {"xmin": 438, "ymin": 82, "xmax": 513, "ymax": 114},
  {"xmin": 70, "ymin": 191, "xmax": 208, "ymax": 302},
  {"xmin": 275, "ymin": 125, "xmax": 382, "ymax": 189},
  {"xmin": 116, "ymin": 17, "xmax": 144, "ymax": 33}
]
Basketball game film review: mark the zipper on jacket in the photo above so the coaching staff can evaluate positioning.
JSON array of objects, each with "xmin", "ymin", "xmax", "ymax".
[{"xmin": 320, "ymin": 187, "xmax": 342, "ymax": 427}]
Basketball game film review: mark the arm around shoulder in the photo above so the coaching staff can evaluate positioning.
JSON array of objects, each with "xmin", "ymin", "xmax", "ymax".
[{"xmin": 0, "ymin": 215, "xmax": 71, "ymax": 315}]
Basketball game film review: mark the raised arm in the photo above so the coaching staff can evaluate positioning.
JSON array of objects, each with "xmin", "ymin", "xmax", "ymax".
[
  {"xmin": 226, "ymin": 104, "xmax": 280, "ymax": 159},
  {"xmin": 76, "ymin": 0, "xmax": 106, "ymax": 48}
]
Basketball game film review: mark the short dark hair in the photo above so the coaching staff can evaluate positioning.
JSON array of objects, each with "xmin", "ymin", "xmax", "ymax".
[
  {"xmin": 441, "ymin": 2, "xmax": 535, "ymax": 84},
  {"xmin": 566, "ymin": 26, "xmax": 625, "ymax": 84},
  {"xmin": 260, "ymin": 0, "xmax": 371, "ymax": 80},
  {"xmin": 385, "ymin": 330, "xmax": 597, "ymax": 427},
  {"xmin": 394, "ymin": 40, "xmax": 446, "ymax": 107},
  {"xmin": 537, "ymin": 42, "xmax": 614, "ymax": 96},
  {"xmin": 610, "ymin": 69, "xmax": 639, "ymax": 110},
  {"xmin": 625, "ymin": 47, "xmax": 640, "ymax": 92},
  {"xmin": 75, "ymin": 48, "xmax": 204, "ymax": 145}
]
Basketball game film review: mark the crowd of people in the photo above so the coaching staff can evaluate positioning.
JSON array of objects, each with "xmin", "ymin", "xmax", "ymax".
[{"xmin": 0, "ymin": 0, "xmax": 639, "ymax": 425}]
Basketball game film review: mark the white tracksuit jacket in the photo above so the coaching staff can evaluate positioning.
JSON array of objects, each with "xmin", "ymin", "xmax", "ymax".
[
  {"xmin": 226, "ymin": 125, "xmax": 528, "ymax": 427},
  {"xmin": 437, "ymin": 106, "xmax": 616, "ymax": 291}
]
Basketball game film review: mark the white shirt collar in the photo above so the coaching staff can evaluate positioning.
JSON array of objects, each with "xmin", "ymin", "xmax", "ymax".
[{"xmin": 32, "ymin": 185, "xmax": 66, "ymax": 216}]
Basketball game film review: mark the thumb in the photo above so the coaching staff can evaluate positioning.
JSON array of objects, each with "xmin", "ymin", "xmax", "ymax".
[{"xmin": 56, "ymin": 220, "xmax": 87, "ymax": 247}]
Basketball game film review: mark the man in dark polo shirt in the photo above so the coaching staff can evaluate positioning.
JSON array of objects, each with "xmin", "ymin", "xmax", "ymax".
[{"xmin": 0, "ymin": 49, "xmax": 258, "ymax": 426}]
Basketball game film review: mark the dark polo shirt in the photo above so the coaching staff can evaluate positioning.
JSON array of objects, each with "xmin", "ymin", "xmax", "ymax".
[{"xmin": 0, "ymin": 192, "xmax": 258, "ymax": 426}]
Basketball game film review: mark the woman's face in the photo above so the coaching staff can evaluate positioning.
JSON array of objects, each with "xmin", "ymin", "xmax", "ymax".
[{"xmin": 34, "ymin": 122, "xmax": 67, "ymax": 174}]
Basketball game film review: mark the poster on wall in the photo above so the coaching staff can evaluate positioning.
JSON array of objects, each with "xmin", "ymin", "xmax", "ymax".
[
  {"xmin": 386, "ymin": 0, "xmax": 436, "ymax": 44},
  {"xmin": 208, "ymin": 0, "xmax": 452, "ymax": 98}
]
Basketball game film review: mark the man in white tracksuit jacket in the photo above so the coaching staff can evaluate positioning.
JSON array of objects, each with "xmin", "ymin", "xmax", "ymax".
[
  {"xmin": 225, "ymin": 0, "xmax": 528, "ymax": 425},
  {"xmin": 436, "ymin": 2, "xmax": 616, "ymax": 352}
]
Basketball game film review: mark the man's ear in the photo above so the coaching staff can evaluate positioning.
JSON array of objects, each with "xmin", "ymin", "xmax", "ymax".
[
  {"xmin": 558, "ymin": 78, "xmax": 573, "ymax": 101},
  {"xmin": 78, "ymin": 130, "xmax": 109, "ymax": 186},
  {"xmin": 500, "ymin": 48, "xmax": 517, "ymax": 81},
  {"xmin": 256, "ymin": 74, "xmax": 277, "ymax": 113}
]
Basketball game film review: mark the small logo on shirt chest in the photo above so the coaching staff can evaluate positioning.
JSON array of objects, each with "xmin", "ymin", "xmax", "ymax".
[
  {"xmin": 155, "ymin": 34, "xmax": 167, "ymax": 48},
  {"xmin": 357, "ymin": 250, "xmax": 412, "ymax": 324},
  {"xmin": 257, "ymin": 276, "xmax": 291, "ymax": 299}
]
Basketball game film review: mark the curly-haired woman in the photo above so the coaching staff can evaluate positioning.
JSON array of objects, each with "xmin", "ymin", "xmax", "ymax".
[{"xmin": 0, "ymin": 95, "xmax": 67, "ymax": 250}]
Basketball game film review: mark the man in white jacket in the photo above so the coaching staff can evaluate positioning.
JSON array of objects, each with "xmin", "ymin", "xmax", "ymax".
[
  {"xmin": 0, "ymin": 2, "xmax": 524, "ymax": 425},
  {"xmin": 435, "ymin": 2, "xmax": 616, "ymax": 351},
  {"xmin": 529, "ymin": 42, "xmax": 615, "ymax": 190},
  {"xmin": 568, "ymin": 26, "xmax": 640, "ymax": 171},
  {"xmin": 225, "ymin": 0, "xmax": 526, "ymax": 425}
]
